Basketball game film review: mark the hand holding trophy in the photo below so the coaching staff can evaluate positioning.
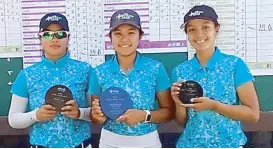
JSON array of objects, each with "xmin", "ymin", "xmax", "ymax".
[
  {"xmin": 45, "ymin": 85, "xmax": 73, "ymax": 112},
  {"xmin": 100, "ymin": 87, "xmax": 133, "ymax": 120},
  {"xmin": 179, "ymin": 80, "xmax": 203, "ymax": 104}
]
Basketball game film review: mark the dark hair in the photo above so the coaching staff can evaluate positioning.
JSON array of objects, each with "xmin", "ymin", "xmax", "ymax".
[{"xmin": 184, "ymin": 20, "xmax": 220, "ymax": 34}]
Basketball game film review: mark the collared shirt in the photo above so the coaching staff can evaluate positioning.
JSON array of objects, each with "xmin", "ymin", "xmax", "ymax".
[
  {"xmin": 89, "ymin": 52, "xmax": 170, "ymax": 136},
  {"xmin": 11, "ymin": 53, "xmax": 92, "ymax": 148},
  {"xmin": 172, "ymin": 48, "xmax": 254, "ymax": 148}
]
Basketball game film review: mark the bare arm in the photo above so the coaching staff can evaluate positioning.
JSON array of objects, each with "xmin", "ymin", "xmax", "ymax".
[
  {"xmin": 171, "ymin": 82, "xmax": 187, "ymax": 127},
  {"xmin": 116, "ymin": 89, "xmax": 175, "ymax": 126},
  {"xmin": 90, "ymin": 95, "xmax": 107, "ymax": 124},
  {"xmin": 150, "ymin": 89, "xmax": 175, "ymax": 123},
  {"xmin": 188, "ymin": 81, "xmax": 260, "ymax": 123},
  {"xmin": 174, "ymin": 104, "xmax": 187, "ymax": 127},
  {"xmin": 213, "ymin": 81, "xmax": 260, "ymax": 123}
]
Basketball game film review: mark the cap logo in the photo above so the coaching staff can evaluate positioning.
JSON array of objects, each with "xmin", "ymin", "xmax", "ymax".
[
  {"xmin": 116, "ymin": 13, "xmax": 134, "ymax": 20},
  {"xmin": 189, "ymin": 11, "xmax": 203, "ymax": 17},
  {"xmin": 45, "ymin": 15, "xmax": 62, "ymax": 21}
]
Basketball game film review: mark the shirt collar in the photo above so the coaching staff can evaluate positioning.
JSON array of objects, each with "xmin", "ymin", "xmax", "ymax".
[
  {"xmin": 206, "ymin": 47, "xmax": 221, "ymax": 69},
  {"xmin": 191, "ymin": 47, "xmax": 221, "ymax": 73},
  {"xmin": 42, "ymin": 52, "xmax": 70, "ymax": 67},
  {"xmin": 110, "ymin": 52, "xmax": 144, "ymax": 74}
]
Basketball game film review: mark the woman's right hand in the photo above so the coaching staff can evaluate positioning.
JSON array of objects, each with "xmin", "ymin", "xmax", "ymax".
[
  {"xmin": 171, "ymin": 82, "xmax": 188, "ymax": 126},
  {"xmin": 171, "ymin": 82, "xmax": 183, "ymax": 105},
  {"xmin": 91, "ymin": 99, "xmax": 107, "ymax": 124},
  {"xmin": 36, "ymin": 104, "xmax": 57, "ymax": 122}
]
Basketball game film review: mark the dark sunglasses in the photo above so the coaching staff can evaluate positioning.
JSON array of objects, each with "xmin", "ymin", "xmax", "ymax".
[{"xmin": 38, "ymin": 31, "xmax": 70, "ymax": 40}]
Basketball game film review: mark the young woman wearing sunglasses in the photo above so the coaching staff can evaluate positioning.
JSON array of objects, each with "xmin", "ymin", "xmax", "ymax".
[{"xmin": 8, "ymin": 13, "xmax": 92, "ymax": 148}]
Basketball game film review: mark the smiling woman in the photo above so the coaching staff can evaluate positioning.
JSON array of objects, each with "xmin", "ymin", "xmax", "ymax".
[
  {"xmin": 8, "ymin": 13, "xmax": 92, "ymax": 148},
  {"xmin": 89, "ymin": 9, "xmax": 175, "ymax": 148},
  {"xmin": 171, "ymin": 5, "xmax": 260, "ymax": 148}
]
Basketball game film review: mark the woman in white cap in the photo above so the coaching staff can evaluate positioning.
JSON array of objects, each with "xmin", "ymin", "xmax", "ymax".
[
  {"xmin": 171, "ymin": 5, "xmax": 260, "ymax": 148},
  {"xmin": 8, "ymin": 13, "xmax": 92, "ymax": 148},
  {"xmin": 89, "ymin": 9, "xmax": 174, "ymax": 148}
]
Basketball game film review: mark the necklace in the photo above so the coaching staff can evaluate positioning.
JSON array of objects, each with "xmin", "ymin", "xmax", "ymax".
[{"xmin": 120, "ymin": 67, "xmax": 133, "ymax": 74}]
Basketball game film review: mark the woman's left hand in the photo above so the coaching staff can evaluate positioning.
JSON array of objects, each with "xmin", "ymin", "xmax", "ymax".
[
  {"xmin": 116, "ymin": 109, "xmax": 146, "ymax": 126},
  {"xmin": 61, "ymin": 100, "xmax": 80, "ymax": 119},
  {"xmin": 182, "ymin": 97, "xmax": 218, "ymax": 112}
]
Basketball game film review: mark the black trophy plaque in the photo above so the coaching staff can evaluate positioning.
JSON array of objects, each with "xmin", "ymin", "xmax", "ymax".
[
  {"xmin": 45, "ymin": 85, "xmax": 73, "ymax": 112},
  {"xmin": 179, "ymin": 80, "xmax": 203, "ymax": 104}
]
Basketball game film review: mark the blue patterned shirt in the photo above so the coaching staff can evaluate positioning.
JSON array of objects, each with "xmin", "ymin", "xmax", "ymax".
[
  {"xmin": 89, "ymin": 52, "xmax": 171, "ymax": 136},
  {"xmin": 172, "ymin": 48, "xmax": 254, "ymax": 148},
  {"xmin": 11, "ymin": 53, "xmax": 92, "ymax": 148}
]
